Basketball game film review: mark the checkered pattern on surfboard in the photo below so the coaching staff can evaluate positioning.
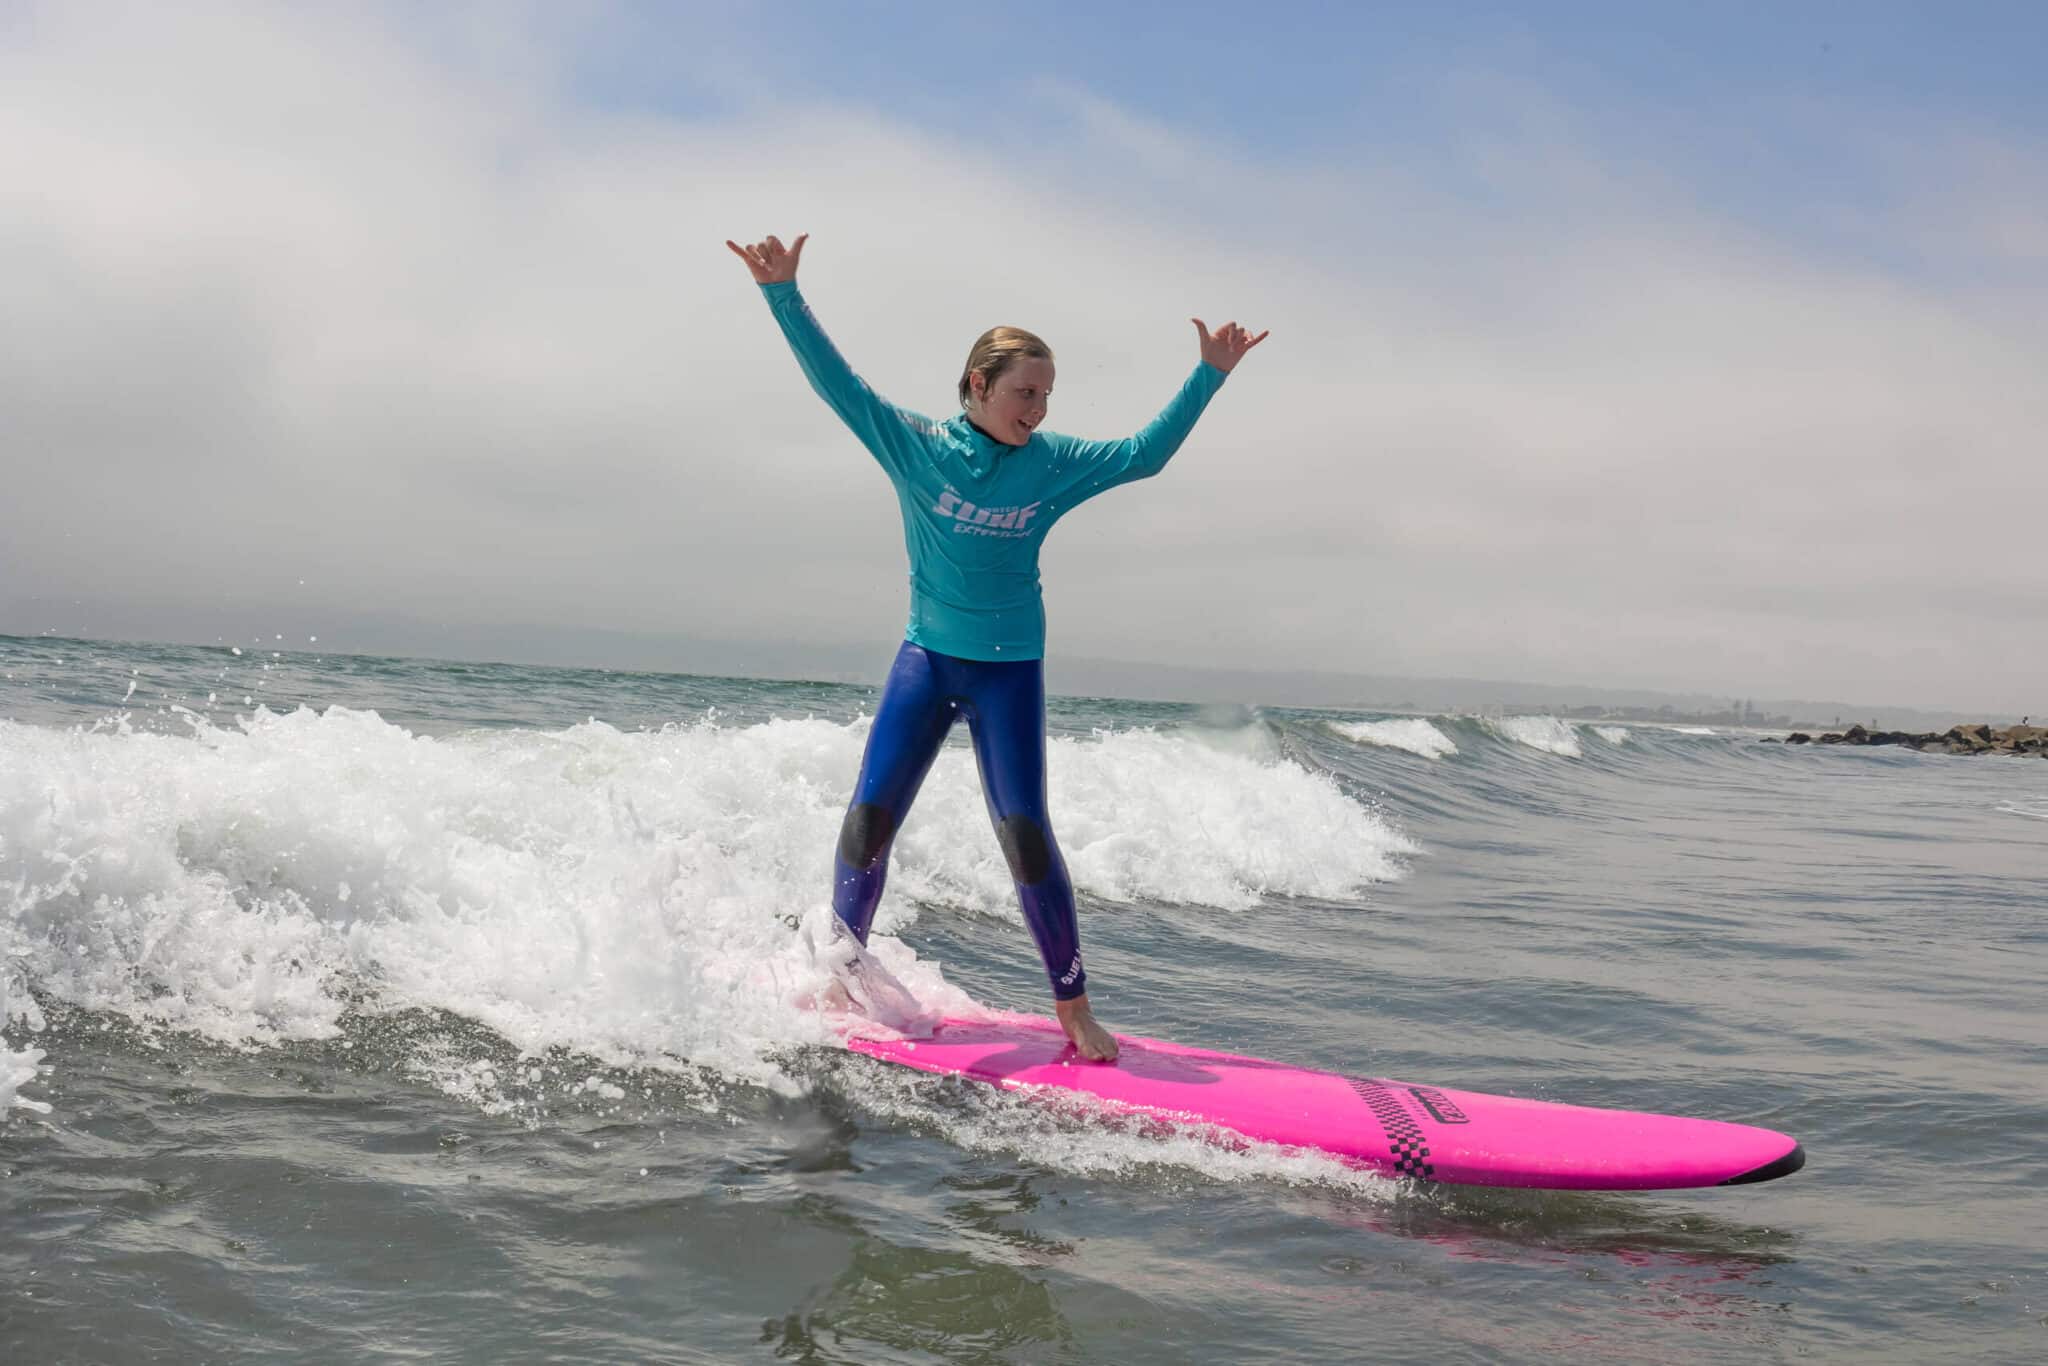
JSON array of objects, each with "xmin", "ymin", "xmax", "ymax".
[{"xmin": 1348, "ymin": 1078, "xmax": 1435, "ymax": 1179}]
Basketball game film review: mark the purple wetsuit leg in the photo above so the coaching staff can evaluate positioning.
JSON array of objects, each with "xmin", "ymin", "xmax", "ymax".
[
  {"xmin": 960, "ymin": 657, "xmax": 1087, "ymax": 1001},
  {"xmin": 831, "ymin": 643, "xmax": 954, "ymax": 944}
]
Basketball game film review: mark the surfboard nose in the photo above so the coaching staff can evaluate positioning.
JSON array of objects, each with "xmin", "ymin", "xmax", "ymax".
[{"xmin": 1719, "ymin": 1141, "xmax": 1806, "ymax": 1186}]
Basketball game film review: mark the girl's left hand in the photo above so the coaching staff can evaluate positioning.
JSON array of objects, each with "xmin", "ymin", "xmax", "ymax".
[{"xmin": 1192, "ymin": 318, "xmax": 1270, "ymax": 373}]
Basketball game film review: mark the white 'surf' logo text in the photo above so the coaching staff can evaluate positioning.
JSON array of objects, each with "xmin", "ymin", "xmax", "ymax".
[{"xmin": 935, "ymin": 489, "xmax": 1041, "ymax": 538}]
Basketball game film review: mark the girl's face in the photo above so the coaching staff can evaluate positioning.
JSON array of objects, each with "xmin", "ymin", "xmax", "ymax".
[{"xmin": 971, "ymin": 357, "xmax": 1055, "ymax": 446}]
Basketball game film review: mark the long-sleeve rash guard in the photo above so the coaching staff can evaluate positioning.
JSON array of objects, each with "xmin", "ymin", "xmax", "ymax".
[{"xmin": 761, "ymin": 280, "xmax": 1226, "ymax": 661}]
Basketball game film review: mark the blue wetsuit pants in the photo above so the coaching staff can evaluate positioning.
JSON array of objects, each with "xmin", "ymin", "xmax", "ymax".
[{"xmin": 832, "ymin": 641, "xmax": 1087, "ymax": 1000}]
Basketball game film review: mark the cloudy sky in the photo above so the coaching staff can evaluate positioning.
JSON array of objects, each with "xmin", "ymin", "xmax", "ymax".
[{"xmin": 3, "ymin": 1, "xmax": 2043, "ymax": 712}]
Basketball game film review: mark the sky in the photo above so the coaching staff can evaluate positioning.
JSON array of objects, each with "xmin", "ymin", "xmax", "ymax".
[{"xmin": 3, "ymin": 1, "xmax": 2044, "ymax": 713}]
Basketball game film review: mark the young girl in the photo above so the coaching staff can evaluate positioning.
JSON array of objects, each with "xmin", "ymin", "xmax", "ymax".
[{"xmin": 729, "ymin": 232, "xmax": 1265, "ymax": 1061}]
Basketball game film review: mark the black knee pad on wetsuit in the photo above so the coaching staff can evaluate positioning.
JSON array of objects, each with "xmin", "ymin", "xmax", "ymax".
[
  {"xmin": 838, "ymin": 803, "xmax": 896, "ymax": 870},
  {"xmin": 995, "ymin": 815, "xmax": 1053, "ymax": 885}
]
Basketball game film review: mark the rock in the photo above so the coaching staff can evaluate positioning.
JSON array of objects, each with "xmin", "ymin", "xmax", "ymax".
[
  {"xmin": 1944, "ymin": 725, "xmax": 1993, "ymax": 753},
  {"xmin": 1794, "ymin": 720, "xmax": 2047, "ymax": 759}
]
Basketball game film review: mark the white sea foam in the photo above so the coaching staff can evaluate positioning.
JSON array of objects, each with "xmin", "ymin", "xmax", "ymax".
[
  {"xmin": 0, "ymin": 965, "xmax": 50, "ymax": 1119},
  {"xmin": 1996, "ymin": 798, "xmax": 2048, "ymax": 821},
  {"xmin": 0, "ymin": 708, "xmax": 1415, "ymax": 1117},
  {"xmin": 841, "ymin": 1060, "xmax": 1397, "ymax": 1198},
  {"xmin": 1671, "ymin": 726, "xmax": 1718, "ymax": 736},
  {"xmin": 1593, "ymin": 726, "xmax": 1631, "ymax": 745},
  {"xmin": 1481, "ymin": 715, "xmax": 1584, "ymax": 758},
  {"xmin": 1327, "ymin": 717, "xmax": 1459, "ymax": 760},
  {"xmin": 0, "ymin": 1045, "xmax": 45, "ymax": 1119}
]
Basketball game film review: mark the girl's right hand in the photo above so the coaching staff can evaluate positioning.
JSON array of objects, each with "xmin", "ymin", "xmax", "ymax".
[{"xmin": 726, "ymin": 233, "xmax": 808, "ymax": 284}]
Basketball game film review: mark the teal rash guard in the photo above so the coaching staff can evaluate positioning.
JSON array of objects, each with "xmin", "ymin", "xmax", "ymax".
[{"xmin": 760, "ymin": 280, "xmax": 1227, "ymax": 661}]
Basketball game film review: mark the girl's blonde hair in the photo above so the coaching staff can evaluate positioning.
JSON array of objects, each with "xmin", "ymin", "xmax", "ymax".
[{"xmin": 958, "ymin": 326, "xmax": 1053, "ymax": 408}]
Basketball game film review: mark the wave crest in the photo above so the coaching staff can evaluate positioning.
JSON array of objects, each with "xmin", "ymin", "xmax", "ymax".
[
  {"xmin": 1481, "ymin": 715, "xmax": 1584, "ymax": 758},
  {"xmin": 1327, "ymin": 718, "xmax": 1459, "ymax": 760}
]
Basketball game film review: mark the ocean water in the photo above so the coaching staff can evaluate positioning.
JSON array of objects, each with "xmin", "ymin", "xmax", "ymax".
[{"xmin": 2, "ymin": 634, "xmax": 2042, "ymax": 1362}]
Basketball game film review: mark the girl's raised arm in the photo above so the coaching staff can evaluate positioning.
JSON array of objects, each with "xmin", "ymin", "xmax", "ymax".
[
  {"xmin": 728, "ymin": 232, "xmax": 928, "ymax": 476},
  {"xmin": 1041, "ymin": 317, "xmax": 1268, "ymax": 508}
]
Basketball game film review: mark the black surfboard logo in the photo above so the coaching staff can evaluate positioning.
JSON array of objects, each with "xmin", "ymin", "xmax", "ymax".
[{"xmin": 1408, "ymin": 1086, "xmax": 1471, "ymax": 1125}]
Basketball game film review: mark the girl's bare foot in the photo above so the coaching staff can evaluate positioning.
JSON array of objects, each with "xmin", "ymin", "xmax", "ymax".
[{"xmin": 1055, "ymin": 993, "xmax": 1120, "ymax": 1062}]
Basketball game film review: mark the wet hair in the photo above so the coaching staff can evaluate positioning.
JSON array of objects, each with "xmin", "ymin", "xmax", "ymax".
[{"xmin": 957, "ymin": 326, "xmax": 1054, "ymax": 408}]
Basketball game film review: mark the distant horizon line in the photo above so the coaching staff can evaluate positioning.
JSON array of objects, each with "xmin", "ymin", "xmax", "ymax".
[{"xmin": 2, "ymin": 624, "xmax": 2020, "ymax": 731}]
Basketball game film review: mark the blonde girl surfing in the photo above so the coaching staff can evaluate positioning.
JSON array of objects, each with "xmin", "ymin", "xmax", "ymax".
[{"xmin": 730, "ymin": 232, "xmax": 1266, "ymax": 1060}]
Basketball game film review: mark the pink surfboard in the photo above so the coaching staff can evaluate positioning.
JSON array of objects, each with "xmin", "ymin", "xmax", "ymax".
[{"xmin": 846, "ymin": 1014, "xmax": 1804, "ymax": 1190}]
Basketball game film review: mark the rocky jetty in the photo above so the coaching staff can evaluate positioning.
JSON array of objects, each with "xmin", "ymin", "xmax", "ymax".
[{"xmin": 1771, "ymin": 723, "xmax": 2047, "ymax": 757}]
